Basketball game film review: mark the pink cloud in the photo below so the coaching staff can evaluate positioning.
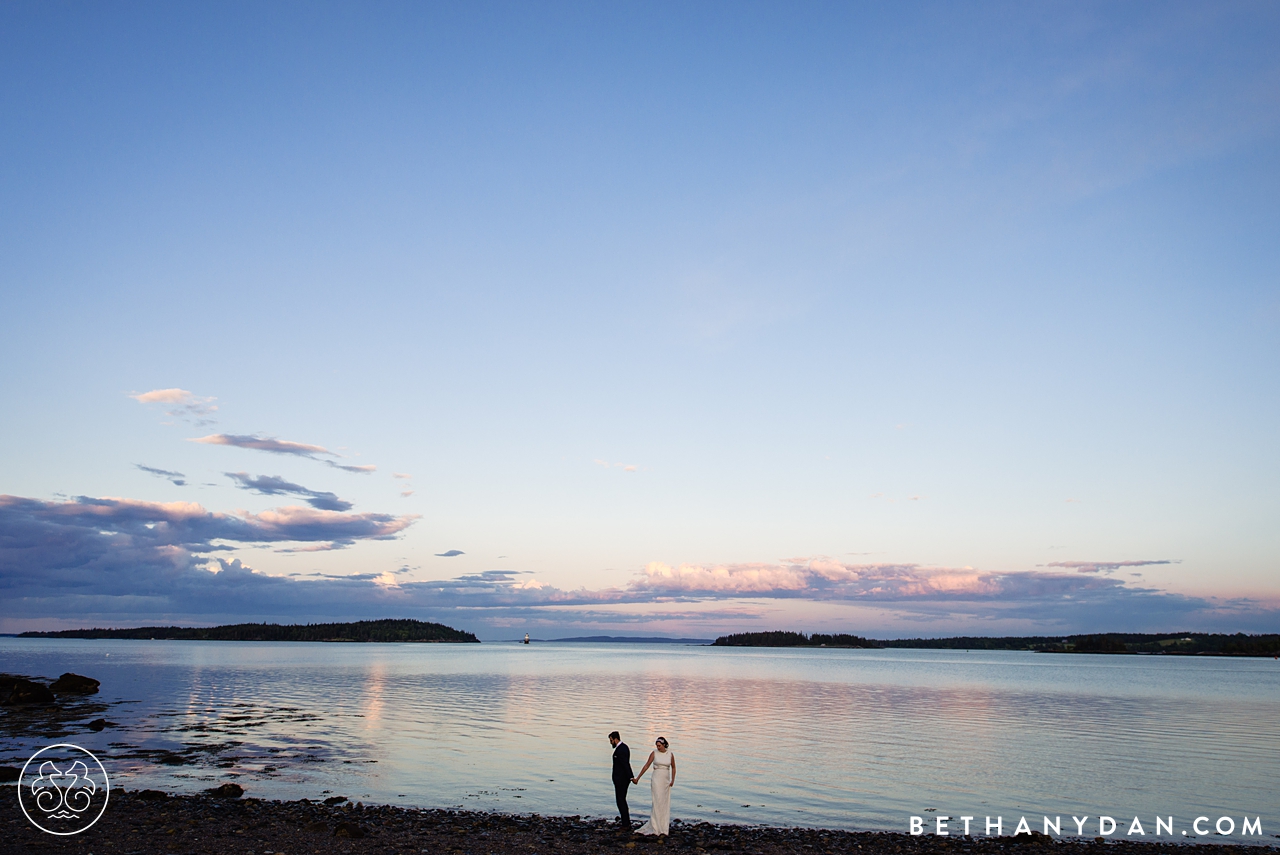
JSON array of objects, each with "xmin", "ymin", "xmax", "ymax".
[
  {"xmin": 131, "ymin": 388, "xmax": 218, "ymax": 422},
  {"xmin": 1045, "ymin": 559, "xmax": 1176, "ymax": 574},
  {"xmin": 190, "ymin": 433, "xmax": 377, "ymax": 473},
  {"xmin": 191, "ymin": 433, "xmax": 330, "ymax": 456},
  {"xmin": 131, "ymin": 388, "xmax": 199, "ymax": 404},
  {"xmin": 630, "ymin": 558, "xmax": 1105, "ymax": 602}
]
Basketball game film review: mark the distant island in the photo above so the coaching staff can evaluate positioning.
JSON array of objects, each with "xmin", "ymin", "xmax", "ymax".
[
  {"xmin": 713, "ymin": 631, "xmax": 877, "ymax": 648},
  {"xmin": 546, "ymin": 636, "xmax": 714, "ymax": 644},
  {"xmin": 19, "ymin": 618, "xmax": 479, "ymax": 643},
  {"xmin": 711, "ymin": 631, "xmax": 1280, "ymax": 657}
]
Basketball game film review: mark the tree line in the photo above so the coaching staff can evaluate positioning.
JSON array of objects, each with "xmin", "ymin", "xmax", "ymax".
[
  {"xmin": 20, "ymin": 618, "xmax": 479, "ymax": 643},
  {"xmin": 712, "ymin": 631, "xmax": 1280, "ymax": 656}
]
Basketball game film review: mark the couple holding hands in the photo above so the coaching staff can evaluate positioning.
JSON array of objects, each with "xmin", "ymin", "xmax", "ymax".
[{"xmin": 609, "ymin": 731, "xmax": 676, "ymax": 836}]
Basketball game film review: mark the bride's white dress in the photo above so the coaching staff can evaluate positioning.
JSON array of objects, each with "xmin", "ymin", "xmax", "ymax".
[{"xmin": 636, "ymin": 751, "xmax": 674, "ymax": 836}]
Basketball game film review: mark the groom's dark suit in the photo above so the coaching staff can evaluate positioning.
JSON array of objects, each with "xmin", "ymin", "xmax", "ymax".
[{"xmin": 612, "ymin": 741, "xmax": 635, "ymax": 828}]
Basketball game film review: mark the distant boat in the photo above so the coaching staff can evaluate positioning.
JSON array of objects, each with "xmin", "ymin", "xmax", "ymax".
[{"xmin": 523, "ymin": 633, "xmax": 530, "ymax": 644}]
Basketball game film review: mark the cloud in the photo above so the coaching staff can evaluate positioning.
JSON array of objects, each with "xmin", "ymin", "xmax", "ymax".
[
  {"xmin": 628, "ymin": 559, "xmax": 1118, "ymax": 602},
  {"xmin": 225, "ymin": 472, "xmax": 353, "ymax": 512},
  {"xmin": 435, "ymin": 550, "xmax": 464, "ymax": 557},
  {"xmin": 276, "ymin": 542, "xmax": 349, "ymax": 553},
  {"xmin": 193, "ymin": 434, "xmax": 329, "ymax": 456},
  {"xmin": 594, "ymin": 459, "xmax": 640, "ymax": 472},
  {"xmin": 131, "ymin": 388, "xmax": 218, "ymax": 424},
  {"xmin": 604, "ymin": 558, "xmax": 1276, "ymax": 631},
  {"xmin": 131, "ymin": 389, "xmax": 195, "ymax": 404},
  {"xmin": 135, "ymin": 464, "xmax": 186, "ymax": 487},
  {"xmin": 191, "ymin": 433, "xmax": 376, "ymax": 473},
  {"xmin": 327, "ymin": 462, "xmax": 377, "ymax": 473},
  {"xmin": 0, "ymin": 494, "xmax": 413, "ymax": 547},
  {"xmin": 393, "ymin": 473, "xmax": 412, "ymax": 480},
  {"xmin": 400, "ymin": 490, "xmax": 414, "ymax": 497},
  {"xmin": 1044, "ymin": 560, "xmax": 1177, "ymax": 574},
  {"xmin": 0, "ymin": 493, "xmax": 423, "ymax": 630},
  {"xmin": 1, "ymin": 499, "xmax": 1271, "ymax": 636}
]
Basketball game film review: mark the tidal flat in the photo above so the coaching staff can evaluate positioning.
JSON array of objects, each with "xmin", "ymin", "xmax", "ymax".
[{"xmin": 1, "ymin": 790, "xmax": 1274, "ymax": 855}]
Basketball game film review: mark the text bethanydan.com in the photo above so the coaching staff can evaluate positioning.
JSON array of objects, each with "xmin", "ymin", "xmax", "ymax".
[{"xmin": 909, "ymin": 815, "xmax": 1263, "ymax": 839}]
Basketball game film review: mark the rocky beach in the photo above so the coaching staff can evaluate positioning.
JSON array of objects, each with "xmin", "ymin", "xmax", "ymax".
[{"xmin": 2, "ymin": 789, "xmax": 1275, "ymax": 855}]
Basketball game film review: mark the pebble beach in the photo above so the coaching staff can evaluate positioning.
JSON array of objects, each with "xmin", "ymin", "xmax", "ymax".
[{"xmin": 2, "ymin": 790, "xmax": 1273, "ymax": 855}]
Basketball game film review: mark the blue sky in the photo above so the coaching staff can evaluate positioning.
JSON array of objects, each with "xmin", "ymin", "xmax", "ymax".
[{"xmin": 2, "ymin": 1, "xmax": 1278, "ymax": 638}]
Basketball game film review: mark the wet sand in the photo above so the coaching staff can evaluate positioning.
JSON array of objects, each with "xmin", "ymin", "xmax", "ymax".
[{"xmin": 1, "ymin": 790, "xmax": 1271, "ymax": 855}]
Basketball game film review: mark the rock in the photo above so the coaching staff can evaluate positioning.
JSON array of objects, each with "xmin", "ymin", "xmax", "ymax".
[
  {"xmin": 137, "ymin": 790, "xmax": 169, "ymax": 801},
  {"xmin": 334, "ymin": 821, "xmax": 366, "ymax": 838},
  {"xmin": 88, "ymin": 718, "xmax": 109, "ymax": 731},
  {"xmin": 0, "ymin": 765, "xmax": 20, "ymax": 782},
  {"xmin": 2, "ymin": 678, "xmax": 55, "ymax": 705},
  {"xmin": 323, "ymin": 796, "xmax": 348, "ymax": 805},
  {"xmin": 50, "ymin": 673, "xmax": 100, "ymax": 694},
  {"xmin": 1010, "ymin": 832, "xmax": 1047, "ymax": 845},
  {"xmin": 306, "ymin": 821, "xmax": 329, "ymax": 832},
  {"xmin": 207, "ymin": 782, "xmax": 244, "ymax": 799}
]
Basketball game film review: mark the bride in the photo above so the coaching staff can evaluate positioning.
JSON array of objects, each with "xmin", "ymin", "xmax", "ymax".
[{"xmin": 632, "ymin": 737, "xmax": 676, "ymax": 835}]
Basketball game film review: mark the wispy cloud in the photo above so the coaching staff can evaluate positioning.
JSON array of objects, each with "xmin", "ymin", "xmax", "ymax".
[
  {"xmin": 1044, "ymin": 560, "xmax": 1177, "ymax": 574},
  {"xmin": 225, "ymin": 472, "xmax": 353, "ymax": 512},
  {"xmin": 130, "ymin": 388, "xmax": 218, "ymax": 425},
  {"xmin": 594, "ymin": 459, "xmax": 640, "ymax": 472},
  {"xmin": 135, "ymin": 464, "xmax": 186, "ymax": 486},
  {"xmin": 193, "ymin": 434, "xmax": 329, "ymax": 456},
  {"xmin": 435, "ymin": 549, "xmax": 464, "ymax": 557},
  {"xmin": 191, "ymin": 433, "xmax": 376, "ymax": 473},
  {"xmin": 276, "ymin": 542, "xmax": 350, "ymax": 553},
  {"xmin": 393, "ymin": 473, "xmax": 413, "ymax": 480},
  {"xmin": 328, "ymin": 462, "xmax": 376, "ymax": 473}
]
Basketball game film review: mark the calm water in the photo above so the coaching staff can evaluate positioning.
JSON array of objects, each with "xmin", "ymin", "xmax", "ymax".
[{"xmin": 2, "ymin": 639, "xmax": 1277, "ymax": 840}]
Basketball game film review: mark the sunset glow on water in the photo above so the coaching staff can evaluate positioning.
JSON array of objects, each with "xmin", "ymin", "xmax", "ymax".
[{"xmin": 3, "ymin": 639, "xmax": 1276, "ymax": 836}]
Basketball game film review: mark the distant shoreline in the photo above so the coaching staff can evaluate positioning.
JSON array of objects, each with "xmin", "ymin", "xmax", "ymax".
[
  {"xmin": 16, "ymin": 618, "xmax": 478, "ymax": 644},
  {"xmin": 10, "ymin": 626, "xmax": 1280, "ymax": 657},
  {"xmin": 711, "ymin": 630, "xmax": 1280, "ymax": 657},
  {"xmin": 540, "ymin": 635, "xmax": 714, "ymax": 644}
]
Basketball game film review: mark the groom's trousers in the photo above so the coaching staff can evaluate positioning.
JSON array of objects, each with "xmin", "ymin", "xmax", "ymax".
[{"xmin": 614, "ymin": 779, "xmax": 631, "ymax": 828}]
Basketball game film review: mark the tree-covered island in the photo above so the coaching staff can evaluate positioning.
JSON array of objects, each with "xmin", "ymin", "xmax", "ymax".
[
  {"xmin": 713, "ymin": 631, "xmax": 878, "ymax": 648},
  {"xmin": 20, "ymin": 618, "xmax": 479, "ymax": 643}
]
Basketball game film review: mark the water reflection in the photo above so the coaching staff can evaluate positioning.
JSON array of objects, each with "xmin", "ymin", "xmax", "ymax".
[{"xmin": 1, "ymin": 640, "xmax": 1276, "ymax": 834}]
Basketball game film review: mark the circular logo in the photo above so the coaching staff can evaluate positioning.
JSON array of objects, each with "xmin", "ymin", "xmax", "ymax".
[{"xmin": 18, "ymin": 743, "xmax": 110, "ymax": 835}]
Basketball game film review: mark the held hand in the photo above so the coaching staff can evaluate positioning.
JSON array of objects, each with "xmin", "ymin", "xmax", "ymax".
[{"xmin": 631, "ymin": 777, "xmax": 638, "ymax": 784}]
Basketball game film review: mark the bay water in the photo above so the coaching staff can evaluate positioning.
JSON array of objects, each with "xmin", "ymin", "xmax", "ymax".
[{"xmin": 1, "ymin": 639, "xmax": 1277, "ymax": 840}]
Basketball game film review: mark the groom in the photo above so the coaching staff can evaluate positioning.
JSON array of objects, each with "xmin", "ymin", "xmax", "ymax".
[{"xmin": 608, "ymin": 730, "xmax": 634, "ymax": 831}]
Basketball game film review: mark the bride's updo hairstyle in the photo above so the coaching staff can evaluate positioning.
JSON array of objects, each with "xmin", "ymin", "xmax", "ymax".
[{"xmin": 656, "ymin": 737, "xmax": 669, "ymax": 748}]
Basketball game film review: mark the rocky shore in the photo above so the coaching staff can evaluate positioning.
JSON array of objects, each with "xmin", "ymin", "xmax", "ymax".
[{"xmin": 1, "ymin": 790, "xmax": 1271, "ymax": 855}]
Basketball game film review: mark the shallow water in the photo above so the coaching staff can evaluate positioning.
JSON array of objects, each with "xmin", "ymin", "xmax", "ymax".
[{"xmin": 1, "ymin": 639, "xmax": 1277, "ymax": 839}]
